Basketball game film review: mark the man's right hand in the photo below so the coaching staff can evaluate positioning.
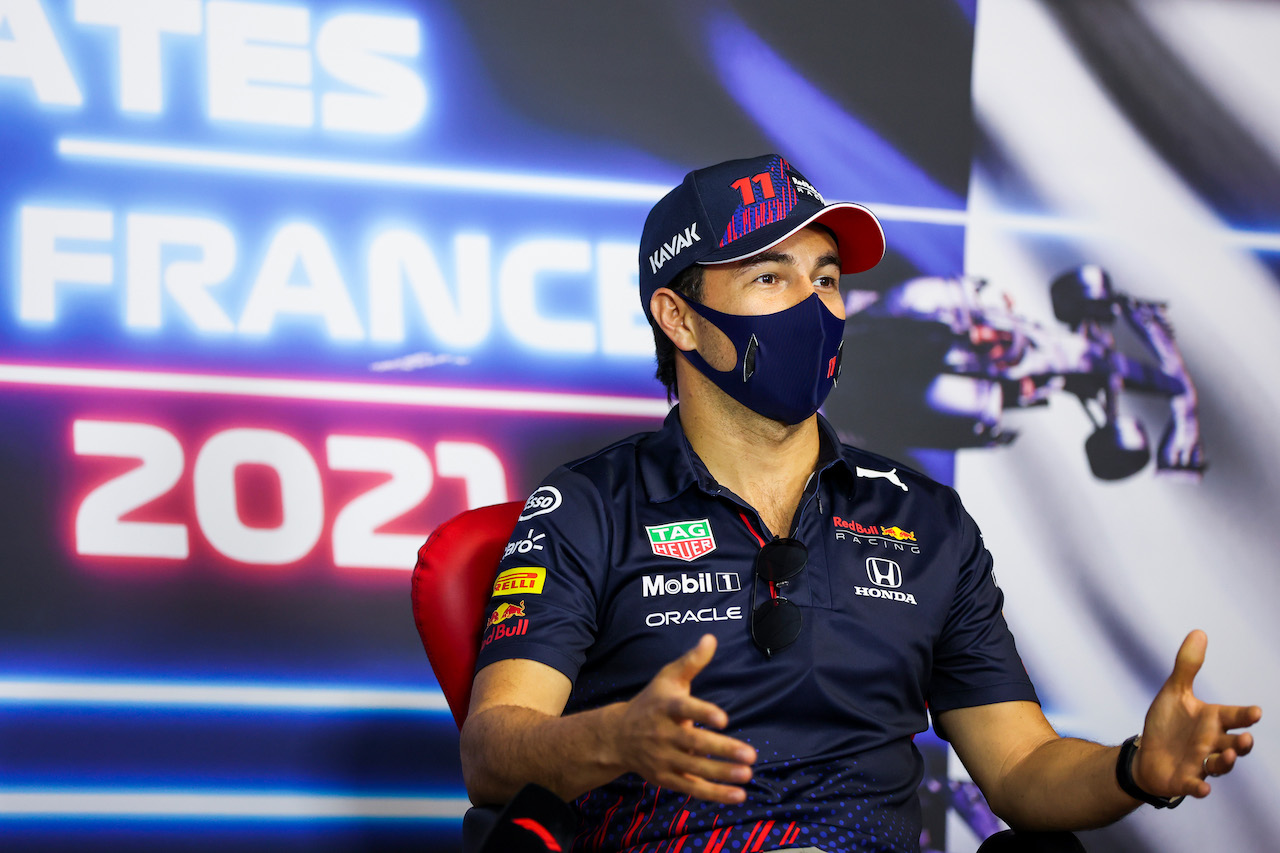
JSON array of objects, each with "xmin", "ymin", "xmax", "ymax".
[
  {"xmin": 612, "ymin": 633, "xmax": 757, "ymax": 804},
  {"xmin": 462, "ymin": 634, "xmax": 757, "ymax": 806}
]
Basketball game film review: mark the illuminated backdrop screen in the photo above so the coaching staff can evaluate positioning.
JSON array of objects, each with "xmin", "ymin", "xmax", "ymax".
[
  {"xmin": 0, "ymin": 2, "xmax": 973, "ymax": 850},
  {"xmin": 2, "ymin": 2, "xmax": 1275, "ymax": 852}
]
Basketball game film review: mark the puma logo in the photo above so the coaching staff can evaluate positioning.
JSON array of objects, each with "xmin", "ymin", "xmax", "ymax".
[{"xmin": 856, "ymin": 466, "xmax": 908, "ymax": 492}]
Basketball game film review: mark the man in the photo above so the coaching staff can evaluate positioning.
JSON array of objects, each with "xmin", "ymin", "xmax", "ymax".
[{"xmin": 459, "ymin": 154, "xmax": 1260, "ymax": 852}]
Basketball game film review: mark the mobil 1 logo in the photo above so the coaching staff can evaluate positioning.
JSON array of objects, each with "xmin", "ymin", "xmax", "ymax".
[{"xmin": 642, "ymin": 571, "xmax": 742, "ymax": 597}]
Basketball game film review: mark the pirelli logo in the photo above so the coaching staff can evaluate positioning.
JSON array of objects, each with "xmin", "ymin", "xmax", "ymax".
[{"xmin": 492, "ymin": 567, "xmax": 546, "ymax": 596}]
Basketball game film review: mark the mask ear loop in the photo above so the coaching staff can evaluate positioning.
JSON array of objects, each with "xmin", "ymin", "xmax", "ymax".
[{"xmin": 669, "ymin": 290, "xmax": 748, "ymax": 384}]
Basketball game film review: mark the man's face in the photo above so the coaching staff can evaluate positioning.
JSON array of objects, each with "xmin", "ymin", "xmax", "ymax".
[
  {"xmin": 691, "ymin": 225, "xmax": 844, "ymax": 371},
  {"xmin": 700, "ymin": 225, "xmax": 844, "ymax": 319}
]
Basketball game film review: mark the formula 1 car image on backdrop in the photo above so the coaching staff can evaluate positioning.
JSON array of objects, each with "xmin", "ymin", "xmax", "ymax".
[{"xmin": 829, "ymin": 265, "xmax": 1205, "ymax": 481}]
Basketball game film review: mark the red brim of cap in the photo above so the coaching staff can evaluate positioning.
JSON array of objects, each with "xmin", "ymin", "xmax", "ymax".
[{"xmin": 701, "ymin": 202, "xmax": 886, "ymax": 275}]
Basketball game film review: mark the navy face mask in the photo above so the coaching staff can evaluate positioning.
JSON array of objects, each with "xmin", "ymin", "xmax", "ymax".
[{"xmin": 680, "ymin": 292, "xmax": 845, "ymax": 425}]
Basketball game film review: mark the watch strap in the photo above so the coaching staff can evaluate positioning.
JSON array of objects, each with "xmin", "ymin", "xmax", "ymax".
[{"xmin": 1116, "ymin": 735, "xmax": 1184, "ymax": 809}]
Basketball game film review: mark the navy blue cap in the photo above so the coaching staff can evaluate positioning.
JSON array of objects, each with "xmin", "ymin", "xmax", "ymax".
[{"xmin": 638, "ymin": 154, "xmax": 885, "ymax": 321}]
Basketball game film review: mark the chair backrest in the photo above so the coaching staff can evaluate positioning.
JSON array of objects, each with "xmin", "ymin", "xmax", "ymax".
[{"xmin": 412, "ymin": 501, "xmax": 524, "ymax": 730}]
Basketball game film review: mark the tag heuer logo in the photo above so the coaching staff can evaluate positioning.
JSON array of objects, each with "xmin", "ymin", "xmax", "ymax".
[{"xmin": 646, "ymin": 519, "xmax": 716, "ymax": 562}]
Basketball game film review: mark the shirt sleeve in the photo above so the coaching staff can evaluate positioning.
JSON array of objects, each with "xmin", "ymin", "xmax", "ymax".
[
  {"xmin": 927, "ymin": 487, "xmax": 1039, "ymax": 715},
  {"xmin": 473, "ymin": 466, "xmax": 608, "ymax": 684}
]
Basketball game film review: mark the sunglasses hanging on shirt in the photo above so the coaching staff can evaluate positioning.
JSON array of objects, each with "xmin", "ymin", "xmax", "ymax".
[{"xmin": 750, "ymin": 537, "xmax": 808, "ymax": 657}]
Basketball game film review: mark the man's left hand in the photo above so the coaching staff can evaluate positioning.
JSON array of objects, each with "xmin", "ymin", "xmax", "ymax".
[{"xmin": 1133, "ymin": 629, "xmax": 1263, "ymax": 799}]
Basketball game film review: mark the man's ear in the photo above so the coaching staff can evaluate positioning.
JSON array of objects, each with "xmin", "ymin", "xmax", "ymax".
[{"xmin": 650, "ymin": 288, "xmax": 698, "ymax": 352}]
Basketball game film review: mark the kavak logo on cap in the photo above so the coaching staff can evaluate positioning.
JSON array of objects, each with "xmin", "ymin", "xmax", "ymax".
[{"xmin": 647, "ymin": 222, "xmax": 701, "ymax": 274}]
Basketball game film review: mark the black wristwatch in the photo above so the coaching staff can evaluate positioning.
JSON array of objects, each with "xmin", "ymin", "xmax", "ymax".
[{"xmin": 1116, "ymin": 735, "xmax": 1184, "ymax": 809}]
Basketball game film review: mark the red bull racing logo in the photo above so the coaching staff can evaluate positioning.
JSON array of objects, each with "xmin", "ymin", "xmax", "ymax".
[
  {"xmin": 832, "ymin": 517, "xmax": 921, "ymax": 553},
  {"xmin": 880, "ymin": 525, "xmax": 916, "ymax": 542},
  {"xmin": 833, "ymin": 517, "xmax": 880, "ymax": 536},
  {"xmin": 482, "ymin": 600, "xmax": 529, "ymax": 648},
  {"xmin": 488, "ymin": 600, "xmax": 525, "ymax": 626}
]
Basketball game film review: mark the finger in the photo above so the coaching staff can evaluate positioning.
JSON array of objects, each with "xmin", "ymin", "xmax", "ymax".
[
  {"xmin": 653, "ymin": 753, "xmax": 752, "ymax": 803},
  {"xmin": 662, "ymin": 634, "xmax": 718, "ymax": 686},
  {"xmin": 1213, "ymin": 731, "xmax": 1253, "ymax": 759},
  {"xmin": 666, "ymin": 750, "xmax": 754, "ymax": 786},
  {"xmin": 1203, "ymin": 749, "xmax": 1238, "ymax": 778},
  {"xmin": 1168, "ymin": 630, "xmax": 1207, "ymax": 692},
  {"xmin": 674, "ymin": 726, "xmax": 758, "ymax": 765},
  {"xmin": 1176, "ymin": 763, "xmax": 1211, "ymax": 799},
  {"xmin": 666, "ymin": 693, "xmax": 730, "ymax": 730},
  {"xmin": 660, "ymin": 771, "xmax": 747, "ymax": 805},
  {"xmin": 1217, "ymin": 703, "xmax": 1263, "ymax": 730}
]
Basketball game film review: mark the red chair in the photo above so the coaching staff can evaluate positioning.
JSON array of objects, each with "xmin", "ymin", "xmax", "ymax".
[
  {"xmin": 413, "ymin": 501, "xmax": 578, "ymax": 853},
  {"xmin": 412, "ymin": 500, "xmax": 525, "ymax": 730}
]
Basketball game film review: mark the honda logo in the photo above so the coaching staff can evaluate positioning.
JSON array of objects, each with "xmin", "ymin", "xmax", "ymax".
[{"xmin": 865, "ymin": 557, "xmax": 902, "ymax": 588}]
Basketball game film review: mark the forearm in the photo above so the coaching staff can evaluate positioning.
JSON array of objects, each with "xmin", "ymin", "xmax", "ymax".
[
  {"xmin": 460, "ymin": 702, "xmax": 626, "ymax": 806},
  {"xmin": 988, "ymin": 737, "xmax": 1139, "ymax": 831}
]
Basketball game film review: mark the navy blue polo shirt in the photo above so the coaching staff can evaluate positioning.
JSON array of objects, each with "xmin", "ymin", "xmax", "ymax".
[{"xmin": 476, "ymin": 408, "xmax": 1037, "ymax": 853}]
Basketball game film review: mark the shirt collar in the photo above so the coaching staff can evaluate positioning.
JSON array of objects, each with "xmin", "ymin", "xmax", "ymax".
[
  {"xmin": 815, "ymin": 412, "xmax": 854, "ymax": 481},
  {"xmin": 637, "ymin": 407, "xmax": 706, "ymax": 503},
  {"xmin": 638, "ymin": 407, "xmax": 852, "ymax": 504}
]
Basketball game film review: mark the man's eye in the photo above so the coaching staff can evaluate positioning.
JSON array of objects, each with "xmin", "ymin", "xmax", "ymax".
[
  {"xmin": 755, "ymin": 273, "xmax": 778, "ymax": 285},
  {"xmin": 816, "ymin": 276, "xmax": 838, "ymax": 288}
]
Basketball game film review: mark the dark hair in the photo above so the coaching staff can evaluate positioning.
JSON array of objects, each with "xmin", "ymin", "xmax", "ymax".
[{"xmin": 651, "ymin": 264, "xmax": 705, "ymax": 400}]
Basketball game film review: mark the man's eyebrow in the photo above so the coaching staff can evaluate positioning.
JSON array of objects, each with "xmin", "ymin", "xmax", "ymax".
[
  {"xmin": 737, "ymin": 250, "xmax": 843, "ymax": 271},
  {"xmin": 738, "ymin": 250, "xmax": 791, "ymax": 269},
  {"xmin": 815, "ymin": 252, "xmax": 841, "ymax": 270}
]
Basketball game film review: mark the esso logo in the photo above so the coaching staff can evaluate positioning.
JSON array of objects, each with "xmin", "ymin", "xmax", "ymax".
[{"xmin": 518, "ymin": 486, "xmax": 562, "ymax": 521}]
